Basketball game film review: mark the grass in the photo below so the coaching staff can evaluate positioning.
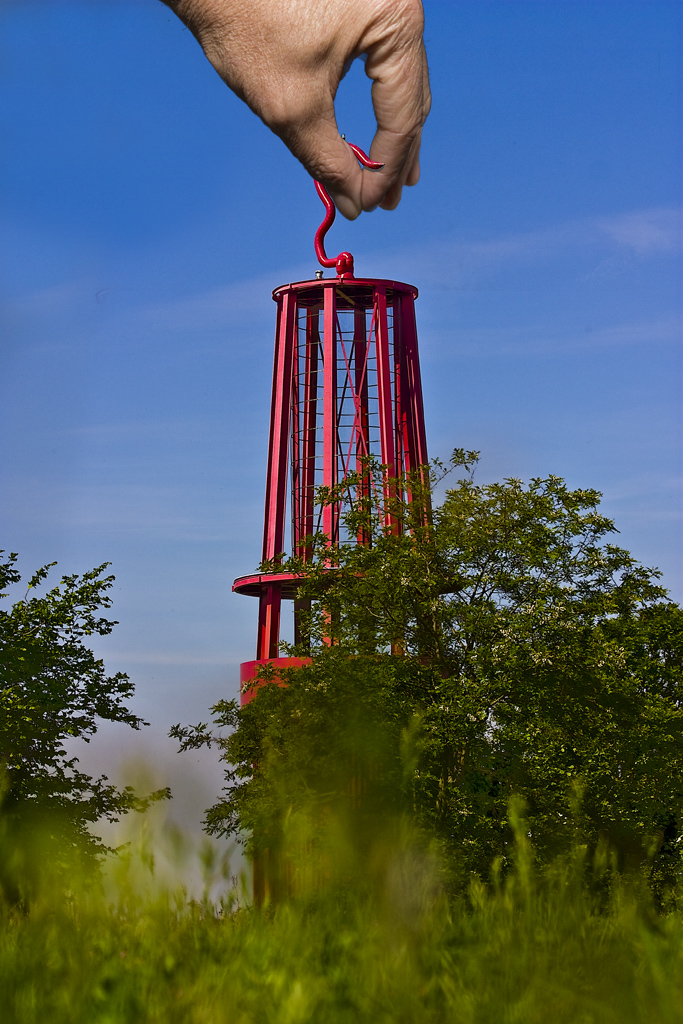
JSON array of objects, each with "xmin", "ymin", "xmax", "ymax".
[{"xmin": 2, "ymin": 815, "xmax": 683, "ymax": 1024}]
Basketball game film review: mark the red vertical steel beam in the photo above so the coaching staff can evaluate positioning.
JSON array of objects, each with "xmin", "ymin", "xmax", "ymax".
[
  {"xmin": 291, "ymin": 309, "xmax": 301, "ymax": 553},
  {"xmin": 257, "ymin": 583, "xmax": 281, "ymax": 660},
  {"xmin": 322, "ymin": 284, "xmax": 337, "ymax": 544},
  {"xmin": 257, "ymin": 289, "xmax": 297, "ymax": 659},
  {"xmin": 392, "ymin": 293, "xmax": 405, "ymax": 481},
  {"xmin": 294, "ymin": 306, "xmax": 319, "ymax": 647},
  {"xmin": 395, "ymin": 293, "xmax": 412, "ymax": 483},
  {"xmin": 398, "ymin": 290, "xmax": 428, "ymax": 474},
  {"xmin": 353, "ymin": 306, "xmax": 369, "ymax": 473},
  {"xmin": 395, "ymin": 289, "xmax": 429, "ymax": 532},
  {"xmin": 353, "ymin": 305, "xmax": 369, "ymax": 541},
  {"xmin": 374, "ymin": 286, "xmax": 397, "ymax": 527},
  {"xmin": 374, "ymin": 286, "xmax": 397, "ymax": 481},
  {"xmin": 299, "ymin": 306, "xmax": 319, "ymax": 558}
]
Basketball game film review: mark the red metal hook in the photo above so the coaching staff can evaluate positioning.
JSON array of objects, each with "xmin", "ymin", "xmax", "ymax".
[{"xmin": 314, "ymin": 142, "xmax": 384, "ymax": 279}]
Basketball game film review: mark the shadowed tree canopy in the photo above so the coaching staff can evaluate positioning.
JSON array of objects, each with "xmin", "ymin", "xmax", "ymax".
[{"xmin": 172, "ymin": 454, "xmax": 683, "ymax": 893}]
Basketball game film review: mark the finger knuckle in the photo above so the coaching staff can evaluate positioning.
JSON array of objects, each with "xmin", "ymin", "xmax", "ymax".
[
  {"xmin": 401, "ymin": 0, "xmax": 426, "ymax": 37},
  {"xmin": 381, "ymin": 0, "xmax": 425, "ymax": 39}
]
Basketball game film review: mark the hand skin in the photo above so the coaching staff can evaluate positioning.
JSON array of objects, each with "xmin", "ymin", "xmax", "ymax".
[{"xmin": 160, "ymin": 0, "xmax": 430, "ymax": 219}]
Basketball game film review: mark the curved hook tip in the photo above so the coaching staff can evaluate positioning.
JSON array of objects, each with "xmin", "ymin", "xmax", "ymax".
[{"xmin": 314, "ymin": 142, "xmax": 380, "ymax": 275}]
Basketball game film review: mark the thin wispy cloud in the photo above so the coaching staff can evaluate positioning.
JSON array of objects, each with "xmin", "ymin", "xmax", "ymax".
[
  {"xmin": 134, "ymin": 262, "xmax": 313, "ymax": 335},
  {"xmin": 1, "ymin": 480, "xmax": 261, "ymax": 543},
  {"xmin": 126, "ymin": 205, "xmax": 681, "ymax": 327},
  {"xmin": 604, "ymin": 471, "xmax": 683, "ymax": 508},
  {"xmin": 5, "ymin": 207, "xmax": 678, "ymax": 340},
  {"xmin": 425, "ymin": 316, "xmax": 680, "ymax": 359},
  {"xmin": 374, "ymin": 206, "xmax": 681, "ymax": 289},
  {"xmin": 598, "ymin": 207, "xmax": 681, "ymax": 254},
  {"xmin": 100, "ymin": 651, "xmax": 238, "ymax": 666},
  {"xmin": 64, "ymin": 417, "xmax": 223, "ymax": 440}
]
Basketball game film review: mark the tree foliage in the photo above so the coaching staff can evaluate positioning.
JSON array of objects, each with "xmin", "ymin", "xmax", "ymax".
[
  {"xmin": 0, "ymin": 552, "xmax": 168, "ymax": 859},
  {"xmin": 173, "ymin": 455, "xmax": 683, "ymax": 893}
]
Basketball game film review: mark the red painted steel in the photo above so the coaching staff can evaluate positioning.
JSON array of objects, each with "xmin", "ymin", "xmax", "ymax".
[
  {"xmin": 322, "ymin": 284, "xmax": 337, "ymax": 544},
  {"xmin": 353, "ymin": 306, "xmax": 370, "ymax": 542},
  {"xmin": 300, "ymin": 310, "xmax": 319, "ymax": 557},
  {"xmin": 240, "ymin": 657, "xmax": 312, "ymax": 706},
  {"xmin": 233, "ymin": 150, "xmax": 429, "ymax": 698},
  {"xmin": 314, "ymin": 144, "xmax": 383, "ymax": 279},
  {"xmin": 257, "ymin": 290, "xmax": 297, "ymax": 660},
  {"xmin": 374, "ymin": 286, "xmax": 396, "ymax": 479},
  {"xmin": 234, "ymin": 276, "xmax": 429, "ymax": 682}
]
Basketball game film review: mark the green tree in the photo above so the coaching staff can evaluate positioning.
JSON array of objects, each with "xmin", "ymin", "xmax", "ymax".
[
  {"xmin": 173, "ymin": 455, "xmax": 683, "ymax": 893},
  {"xmin": 0, "ymin": 552, "xmax": 168, "ymax": 863}
]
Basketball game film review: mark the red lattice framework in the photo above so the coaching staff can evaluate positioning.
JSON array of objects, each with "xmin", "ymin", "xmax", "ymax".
[
  {"xmin": 233, "ymin": 277, "xmax": 428, "ymax": 663},
  {"xmin": 233, "ymin": 143, "xmax": 428, "ymax": 694}
]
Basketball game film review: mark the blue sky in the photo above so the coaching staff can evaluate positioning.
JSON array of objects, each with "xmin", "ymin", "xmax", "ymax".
[{"xmin": 1, "ymin": 1, "xmax": 681, "ymax": 833}]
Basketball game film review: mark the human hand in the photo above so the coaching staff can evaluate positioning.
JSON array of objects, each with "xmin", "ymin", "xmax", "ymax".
[{"xmin": 161, "ymin": 0, "xmax": 430, "ymax": 219}]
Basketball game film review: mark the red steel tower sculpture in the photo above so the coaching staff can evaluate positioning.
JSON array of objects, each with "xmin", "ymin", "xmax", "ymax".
[{"xmin": 233, "ymin": 144, "xmax": 428, "ymax": 699}]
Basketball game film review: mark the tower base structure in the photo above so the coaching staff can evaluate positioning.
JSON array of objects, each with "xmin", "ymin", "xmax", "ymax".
[{"xmin": 239, "ymin": 657, "xmax": 311, "ymax": 706}]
